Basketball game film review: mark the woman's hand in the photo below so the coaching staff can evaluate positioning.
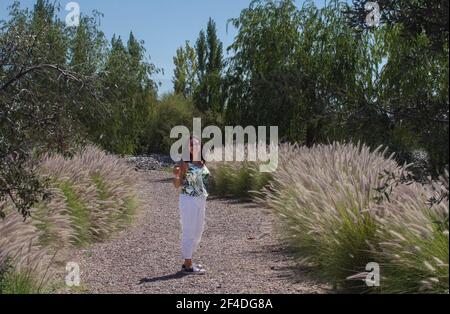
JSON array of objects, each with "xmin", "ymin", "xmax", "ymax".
[
  {"xmin": 173, "ymin": 165, "xmax": 181, "ymax": 177},
  {"xmin": 173, "ymin": 163, "xmax": 185, "ymax": 189}
]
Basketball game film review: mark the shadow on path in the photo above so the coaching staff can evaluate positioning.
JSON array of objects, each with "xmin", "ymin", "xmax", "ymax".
[{"xmin": 138, "ymin": 271, "xmax": 190, "ymax": 284}]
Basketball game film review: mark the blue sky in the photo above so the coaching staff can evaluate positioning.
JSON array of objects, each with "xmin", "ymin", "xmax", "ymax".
[{"xmin": 1, "ymin": 0, "xmax": 328, "ymax": 95}]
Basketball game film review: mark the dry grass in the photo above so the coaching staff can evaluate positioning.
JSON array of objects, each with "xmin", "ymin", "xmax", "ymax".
[
  {"xmin": 37, "ymin": 145, "xmax": 139, "ymax": 246},
  {"xmin": 207, "ymin": 144, "xmax": 275, "ymax": 199},
  {"xmin": 0, "ymin": 211, "xmax": 54, "ymax": 293},
  {"xmin": 253, "ymin": 142, "xmax": 448, "ymax": 293},
  {"xmin": 0, "ymin": 145, "xmax": 140, "ymax": 293},
  {"xmin": 373, "ymin": 171, "xmax": 449, "ymax": 293}
]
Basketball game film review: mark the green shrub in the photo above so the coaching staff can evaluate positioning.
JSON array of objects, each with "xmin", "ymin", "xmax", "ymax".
[
  {"xmin": 58, "ymin": 180, "xmax": 93, "ymax": 247},
  {"xmin": 209, "ymin": 161, "xmax": 273, "ymax": 199},
  {"xmin": 0, "ymin": 262, "xmax": 49, "ymax": 294},
  {"xmin": 139, "ymin": 94, "xmax": 195, "ymax": 154}
]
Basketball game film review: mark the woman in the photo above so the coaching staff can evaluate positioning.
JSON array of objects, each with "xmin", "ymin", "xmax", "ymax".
[{"xmin": 173, "ymin": 136, "xmax": 210, "ymax": 274}]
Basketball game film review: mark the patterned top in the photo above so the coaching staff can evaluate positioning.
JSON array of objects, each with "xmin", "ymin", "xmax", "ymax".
[{"xmin": 181, "ymin": 162, "xmax": 210, "ymax": 198}]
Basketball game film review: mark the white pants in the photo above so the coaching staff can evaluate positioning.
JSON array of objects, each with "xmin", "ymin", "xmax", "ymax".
[{"xmin": 179, "ymin": 194, "xmax": 207, "ymax": 260}]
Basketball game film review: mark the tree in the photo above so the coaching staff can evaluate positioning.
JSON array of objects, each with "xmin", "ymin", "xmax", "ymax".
[
  {"xmin": 68, "ymin": 12, "xmax": 109, "ymax": 148},
  {"xmin": 100, "ymin": 33, "xmax": 159, "ymax": 154},
  {"xmin": 1, "ymin": 1, "xmax": 160, "ymax": 219},
  {"xmin": 0, "ymin": 1, "xmax": 102, "ymax": 218},
  {"xmin": 226, "ymin": 0, "xmax": 369, "ymax": 145},
  {"xmin": 225, "ymin": 0, "xmax": 303, "ymax": 138},
  {"xmin": 173, "ymin": 41, "xmax": 198, "ymax": 98},
  {"xmin": 224, "ymin": 0, "xmax": 448, "ymax": 173},
  {"xmin": 141, "ymin": 94, "xmax": 194, "ymax": 154},
  {"xmin": 345, "ymin": 0, "xmax": 449, "ymax": 53},
  {"xmin": 194, "ymin": 18, "xmax": 224, "ymax": 113},
  {"xmin": 345, "ymin": 0, "xmax": 449, "ymax": 172}
]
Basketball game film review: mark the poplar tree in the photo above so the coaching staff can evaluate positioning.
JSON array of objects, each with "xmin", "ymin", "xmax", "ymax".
[
  {"xmin": 173, "ymin": 41, "xmax": 198, "ymax": 98},
  {"xmin": 194, "ymin": 18, "xmax": 224, "ymax": 113}
]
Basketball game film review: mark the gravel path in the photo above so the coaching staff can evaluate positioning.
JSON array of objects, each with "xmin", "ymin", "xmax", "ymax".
[{"xmin": 66, "ymin": 170, "xmax": 330, "ymax": 294}]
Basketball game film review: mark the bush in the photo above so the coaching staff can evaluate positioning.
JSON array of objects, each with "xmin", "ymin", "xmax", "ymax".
[
  {"xmin": 256, "ymin": 142, "xmax": 449, "ymax": 293},
  {"xmin": 257, "ymin": 143, "xmax": 404, "ymax": 290},
  {"xmin": 138, "ymin": 94, "xmax": 195, "ymax": 155},
  {"xmin": 209, "ymin": 161, "xmax": 272, "ymax": 199},
  {"xmin": 207, "ymin": 144, "xmax": 274, "ymax": 199},
  {"xmin": 0, "ymin": 145, "xmax": 140, "ymax": 293},
  {"xmin": 36, "ymin": 145, "xmax": 140, "ymax": 247},
  {"xmin": 0, "ymin": 259, "xmax": 51, "ymax": 294},
  {"xmin": 0, "ymin": 211, "xmax": 53, "ymax": 294},
  {"xmin": 207, "ymin": 142, "xmax": 449, "ymax": 293},
  {"xmin": 373, "ymin": 171, "xmax": 449, "ymax": 293}
]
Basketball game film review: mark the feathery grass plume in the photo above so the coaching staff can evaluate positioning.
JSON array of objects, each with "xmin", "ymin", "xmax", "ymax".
[
  {"xmin": 256, "ymin": 142, "xmax": 406, "ymax": 290},
  {"xmin": 207, "ymin": 143, "xmax": 274, "ymax": 199},
  {"xmin": 1, "ymin": 144, "xmax": 140, "ymax": 293},
  {"xmin": 0, "ymin": 210, "xmax": 53, "ymax": 293},
  {"xmin": 37, "ymin": 145, "xmax": 140, "ymax": 246},
  {"xmin": 374, "ymin": 171, "xmax": 449, "ymax": 293},
  {"xmin": 31, "ymin": 186, "xmax": 77, "ymax": 256}
]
